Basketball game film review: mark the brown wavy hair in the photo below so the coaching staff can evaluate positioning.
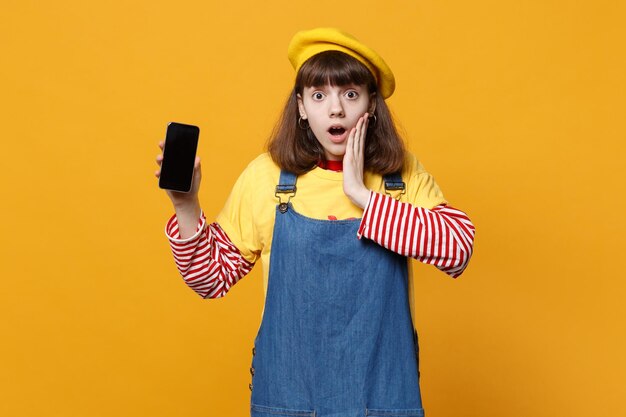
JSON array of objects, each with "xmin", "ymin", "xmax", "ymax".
[{"xmin": 267, "ymin": 51, "xmax": 405, "ymax": 175}]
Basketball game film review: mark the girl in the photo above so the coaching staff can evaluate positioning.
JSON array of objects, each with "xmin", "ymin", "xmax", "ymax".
[{"xmin": 155, "ymin": 28, "xmax": 475, "ymax": 417}]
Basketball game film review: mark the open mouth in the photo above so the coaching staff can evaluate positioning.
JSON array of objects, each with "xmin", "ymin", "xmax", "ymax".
[{"xmin": 328, "ymin": 127, "xmax": 346, "ymax": 136}]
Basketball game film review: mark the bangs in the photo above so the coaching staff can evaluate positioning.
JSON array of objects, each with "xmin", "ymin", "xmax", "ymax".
[{"xmin": 296, "ymin": 51, "xmax": 376, "ymax": 91}]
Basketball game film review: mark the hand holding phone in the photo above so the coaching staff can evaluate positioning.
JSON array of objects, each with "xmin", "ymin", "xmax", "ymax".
[
  {"xmin": 155, "ymin": 124, "xmax": 202, "ymax": 239},
  {"xmin": 158, "ymin": 122, "xmax": 200, "ymax": 193}
]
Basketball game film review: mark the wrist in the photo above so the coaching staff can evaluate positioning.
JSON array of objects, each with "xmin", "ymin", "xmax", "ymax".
[
  {"xmin": 349, "ymin": 187, "xmax": 370, "ymax": 209},
  {"xmin": 173, "ymin": 197, "xmax": 201, "ymax": 214}
]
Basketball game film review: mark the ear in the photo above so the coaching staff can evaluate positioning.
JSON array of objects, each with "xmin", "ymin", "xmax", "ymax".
[
  {"xmin": 296, "ymin": 93, "xmax": 308, "ymax": 120},
  {"xmin": 368, "ymin": 92, "xmax": 377, "ymax": 114}
]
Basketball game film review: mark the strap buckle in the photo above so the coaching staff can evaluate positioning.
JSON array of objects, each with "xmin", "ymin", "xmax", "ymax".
[
  {"xmin": 384, "ymin": 181, "xmax": 406, "ymax": 200},
  {"xmin": 275, "ymin": 186, "xmax": 297, "ymax": 213}
]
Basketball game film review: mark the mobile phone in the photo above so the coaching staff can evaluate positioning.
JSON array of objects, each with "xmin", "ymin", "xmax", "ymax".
[{"xmin": 159, "ymin": 122, "xmax": 200, "ymax": 193}]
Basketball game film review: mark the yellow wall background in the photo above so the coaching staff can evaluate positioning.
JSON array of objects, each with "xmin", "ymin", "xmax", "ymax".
[{"xmin": 2, "ymin": 1, "xmax": 624, "ymax": 416}]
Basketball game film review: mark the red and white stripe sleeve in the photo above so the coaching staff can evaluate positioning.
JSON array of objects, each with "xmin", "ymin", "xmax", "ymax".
[
  {"xmin": 165, "ymin": 212, "xmax": 254, "ymax": 298},
  {"xmin": 357, "ymin": 192, "xmax": 475, "ymax": 278}
]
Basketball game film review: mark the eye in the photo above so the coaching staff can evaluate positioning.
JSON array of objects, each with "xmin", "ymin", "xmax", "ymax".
[
  {"xmin": 312, "ymin": 92, "xmax": 325, "ymax": 100},
  {"xmin": 345, "ymin": 90, "xmax": 359, "ymax": 99}
]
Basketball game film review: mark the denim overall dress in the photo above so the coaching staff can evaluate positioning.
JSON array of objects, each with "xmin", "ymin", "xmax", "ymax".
[{"xmin": 250, "ymin": 171, "xmax": 424, "ymax": 417}]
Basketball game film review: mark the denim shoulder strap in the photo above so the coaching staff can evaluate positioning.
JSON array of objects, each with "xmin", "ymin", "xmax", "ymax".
[
  {"xmin": 383, "ymin": 172, "xmax": 406, "ymax": 199},
  {"xmin": 275, "ymin": 170, "xmax": 297, "ymax": 213},
  {"xmin": 276, "ymin": 170, "xmax": 297, "ymax": 193}
]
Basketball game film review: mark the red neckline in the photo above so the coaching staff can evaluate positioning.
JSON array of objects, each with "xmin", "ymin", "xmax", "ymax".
[{"xmin": 318, "ymin": 160, "xmax": 343, "ymax": 172}]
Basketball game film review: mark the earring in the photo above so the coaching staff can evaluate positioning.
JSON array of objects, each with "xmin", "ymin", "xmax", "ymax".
[
  {"xmin": 368, "ymin": 114, "xmax": 377, "ymax": 128},
  {"xmin": 298, "ymin": 116, "xmax": 309, "ymax": 130}
]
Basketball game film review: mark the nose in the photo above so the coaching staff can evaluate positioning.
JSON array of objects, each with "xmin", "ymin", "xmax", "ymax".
[{"xmin": 328, "ymin": 94, "xmax": 344, "ymax": 118}]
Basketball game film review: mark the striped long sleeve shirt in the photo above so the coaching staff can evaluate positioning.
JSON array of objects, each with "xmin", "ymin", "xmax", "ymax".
[{"xmin": 165, "ymin": 191, "xmax": 475, "ymax": 298}]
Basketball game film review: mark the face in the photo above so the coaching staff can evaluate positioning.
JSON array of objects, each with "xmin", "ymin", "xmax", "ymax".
[{"xmin": 297, "ymin": 84, "xmax": 375, "ymax": 161}]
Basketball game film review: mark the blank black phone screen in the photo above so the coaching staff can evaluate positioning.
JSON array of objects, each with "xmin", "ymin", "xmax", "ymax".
[{"xmin": 159, "ymin": 122, "xmax": 200, "ymax": 192}]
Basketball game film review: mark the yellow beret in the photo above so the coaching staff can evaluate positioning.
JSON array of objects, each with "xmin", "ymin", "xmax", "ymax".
[{"xmin": 287, "ymin": 28, "xmax": 396, "ymax": 99}]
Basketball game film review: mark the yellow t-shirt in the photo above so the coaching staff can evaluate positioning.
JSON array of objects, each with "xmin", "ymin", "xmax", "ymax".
[{"xmin": 216, "ymin": 152, "xmax": 447, "ymax": 324}]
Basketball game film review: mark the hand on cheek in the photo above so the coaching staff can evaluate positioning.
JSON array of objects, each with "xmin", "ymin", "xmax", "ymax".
[{"xmin": 342, "ymin": 113, "xmax": 371, "ymax": 208}]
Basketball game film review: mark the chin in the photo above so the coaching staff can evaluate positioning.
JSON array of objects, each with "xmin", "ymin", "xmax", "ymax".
[{"xmin": 326, "ymin": 153, "xmax": 345, "ymax": 161}]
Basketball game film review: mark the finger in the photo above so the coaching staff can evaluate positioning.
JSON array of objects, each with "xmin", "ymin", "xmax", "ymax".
[
  {"xmin": 354, "ymin": 123, "xmax": 361, "ymax": 157},
  {"xmin": 156, "ymin": 154, "xmax": 163, "ymax": 165},
  {"xmin": 155, "ymin": 168, "xmax": 161, "ymax": 178},
  {"xmin": 353, "ymin": 132, "xmax": 360, "ymax": 162},
  {"xmin": 158, "ymin": 140, "xmax": 164, "ymax": 150},
  {"xmin": 359, "ymin": 115, "xmax": 369, "ymax": 152},
  {"xmin": 359, "ymin": 113, "xmax": 368, "ymax": 136},
  {"xmin": 363, "ymin": 113, "xmax": 370, "ymax": 138},
  {"xmin": 354, "ymin": 115, "xmax": 365, "ymax": 157},
  {"xmin": 348, "ymin": 127, "xmax": 358, "ymax": 159},
  {"xmin": 194, "ymin": 157, "xmax": 202, "ymax": 184}
]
